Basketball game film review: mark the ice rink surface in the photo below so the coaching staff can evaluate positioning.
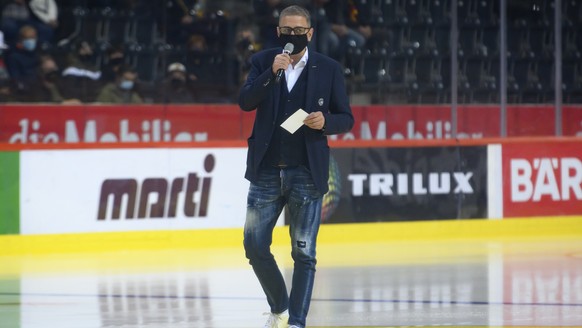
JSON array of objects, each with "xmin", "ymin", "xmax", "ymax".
[{"xmin": 1, "ymin": 234, "xmax": 581, "ymax": 328}]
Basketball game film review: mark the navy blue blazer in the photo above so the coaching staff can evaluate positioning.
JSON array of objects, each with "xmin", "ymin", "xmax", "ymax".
[{"xmin": 239, "ymin": 48, "xmax": 354, "ymax": 194}]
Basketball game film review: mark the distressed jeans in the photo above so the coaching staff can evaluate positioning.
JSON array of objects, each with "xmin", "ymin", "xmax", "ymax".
[{"xmin": 243, "ymin": 166, "xmax": 323, "ymax": 328}]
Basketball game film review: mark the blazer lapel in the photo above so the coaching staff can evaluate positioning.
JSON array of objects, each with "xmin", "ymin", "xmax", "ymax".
[{"xmin": 272, "ymin": 75, "xmax": 282, "ymax": 123}]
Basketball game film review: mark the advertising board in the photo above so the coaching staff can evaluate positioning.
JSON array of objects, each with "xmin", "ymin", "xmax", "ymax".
[
  {"xmin": 502, "ymin": 142, "xmax": 582, "ymax": 217},
  {"xmin": 324, "ymin": 146, "xmax": 488, "ymax": 223},
  {"xmin": 19, "ymin": 148, "xmax": 250, "ymax": 234}
]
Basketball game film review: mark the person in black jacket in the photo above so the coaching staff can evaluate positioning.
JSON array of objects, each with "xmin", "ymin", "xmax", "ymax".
[
  {"xmin": 155, "ymin": 62, "xmax": 195, "ymax": 104},
  {"xmin": 238, "ymin": 5, "xmax": 353, "ymax": 328},
  {"xmin": 5, "ymin": 25, "xmax": 40, "ymax": 98}
]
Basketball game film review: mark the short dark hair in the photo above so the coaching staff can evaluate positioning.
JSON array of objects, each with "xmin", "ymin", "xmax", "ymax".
[
  {"xmin": 116, "ymin": 65, "xmax": 137, "ymax": 78},
  {"xmin": 279, "ymin": 5, "xmax": 311, "ymax": 26},
  {"xmin": 19, "ymin": 25, "xmax": 37, "ymax": 38}
]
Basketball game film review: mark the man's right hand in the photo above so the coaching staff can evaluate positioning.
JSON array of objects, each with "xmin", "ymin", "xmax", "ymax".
[{"xmin": 272, "ymin": 53, "xmax": 293, "ymax": 75}]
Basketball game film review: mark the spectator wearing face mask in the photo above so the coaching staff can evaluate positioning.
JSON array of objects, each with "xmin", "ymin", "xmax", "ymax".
[
  {"xmin": 5, "ymin": 25, "xmax": 40, "ymax": 97},
  {"xmin": 155, "ymin": 62, "xmax": 195, "ymax": 104},
  {"xmin": 95, "ymin": 65, "xmax": 142, "ymax": 104},
  {"xmin": 101, "ymin": 45, "xmax": 126, "ymax": 83},
  {"xmin": 28, "ymin": 54, "xmax": 61, "ymax": 102},
  {"xmin": 1, "ymin": 0, "xmax": 58, "ymax": 47}
]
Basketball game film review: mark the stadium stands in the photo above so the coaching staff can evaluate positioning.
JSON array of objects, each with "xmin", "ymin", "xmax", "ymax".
[{"xmin": 1, "ymin": 0, "xmax": 580, "ymax": 104}]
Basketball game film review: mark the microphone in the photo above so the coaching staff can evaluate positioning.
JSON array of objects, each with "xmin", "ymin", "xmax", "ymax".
[{"xmin": 275, "ymin": 43, "xmax": 294, "ymax": 83}]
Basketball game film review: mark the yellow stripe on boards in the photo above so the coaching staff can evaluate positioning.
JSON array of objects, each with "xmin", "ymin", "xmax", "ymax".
[
  {"xmin": 317, "ymin": 215, "xmax": 582, "ymax": 244},
  {"xmin": 0, "ymin": 216, "xmax": 581, "ymax": 256}
]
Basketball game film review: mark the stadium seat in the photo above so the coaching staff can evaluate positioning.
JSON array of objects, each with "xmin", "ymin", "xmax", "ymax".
[
  {"xmin": 480, "ymin": 26, "xmax": 499, "ymax": 57},
  {"xmin": 362, "ymin": 49, "xmax": 391, "ymax": 85},
  {"xmin": 381, "ymin": 0, "xmax": 410, "ymax": 26},
  {"xmin": 529, "ymin": 27, "xmax": 554, "ymax": 59},
  {"xmin": 99, "ymin": 7, "xmax": 133, "ymax": 45},
  {"xmin": 562, "ymin": 59, "xmax": 582, "ymax": 103},
  {"xmin": 429, "ymin": 0, "xmax": 451, "ymax": 26},
  {"xmin": 563, "ymin": 27, "xmax": 581, "ymax": 60}
]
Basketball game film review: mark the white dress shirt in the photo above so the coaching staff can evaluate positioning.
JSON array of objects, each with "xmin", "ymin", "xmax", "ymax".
[{"xmin": 285, "ymin": 48, "xmax": 309, "ymax": 92}]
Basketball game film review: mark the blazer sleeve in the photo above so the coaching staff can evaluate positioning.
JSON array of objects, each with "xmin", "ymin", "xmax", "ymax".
[
  {"xmin": 322, "ymin": 62, "xmax": 354, "ymax": 135},
  {"xmin": 238, "ymin": 52, "xmax": 276, "ymax": 112}
]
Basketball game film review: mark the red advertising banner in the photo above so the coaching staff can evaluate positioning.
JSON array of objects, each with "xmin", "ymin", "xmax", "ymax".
[
  {"xmin": 1, "ymin": 104, "xmax": 581, "ymax": 144},
  {"xmin": 0, "ymin": 105, "xmax": 254, "ymax": 144},
  {"xmin": 502, "ymin": 142, "xmax": 582, "ymax": 217},
  {"xmin": 332, "ymin": 105, "xmax": 582, "ymax": 140}
]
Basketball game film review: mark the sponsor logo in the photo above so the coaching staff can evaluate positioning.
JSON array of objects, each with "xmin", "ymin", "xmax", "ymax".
[
  {"xmin": 510, "ymin": 157, "xmax": 582, "ymax": 202},
  {"xmin": 97, "ymin": 154, "xmax": 215, "ymax": 220},
  {"xmin": 348, "ymin": 172, "xmax": 474, "ymax": 196},
  {"xmin": 9, "ymin": 119, "xmax": 208, "ymax": 143}
]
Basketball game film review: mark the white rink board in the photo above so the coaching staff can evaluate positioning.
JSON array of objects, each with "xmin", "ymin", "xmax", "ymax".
[{"xmin": 20, "ymin": 148, "xmax": 251, "ymax": 234}]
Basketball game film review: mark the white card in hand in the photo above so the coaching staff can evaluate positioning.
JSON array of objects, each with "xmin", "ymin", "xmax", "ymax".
[{"xmin": 280, "ymin": 108, "xmax": 309, "ymax": 134}]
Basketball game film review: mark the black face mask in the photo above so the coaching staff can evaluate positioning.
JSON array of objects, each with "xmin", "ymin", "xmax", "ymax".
[
  {"xmin": 44, "ymin": 71, "xmax": 59, "ymax": 82},
  {"xmin": 171, "ymin": 78, "xmax": 185, "ymax": 88},
  {"xmin": 279, "ymin": 34, "xmax": 308, "ymax": 55},
  {"xmin": 109, "ymin": 57, "xmax": 124, "ymax": 66},
  {"xmin": 79, "ymin": 54, "xmax": 93, "ymax": 63}
]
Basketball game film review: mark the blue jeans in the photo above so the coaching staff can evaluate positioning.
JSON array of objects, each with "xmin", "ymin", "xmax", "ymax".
[{"xmin": 244, "ymin": 166, "xmax": 323, "ymax": 328}]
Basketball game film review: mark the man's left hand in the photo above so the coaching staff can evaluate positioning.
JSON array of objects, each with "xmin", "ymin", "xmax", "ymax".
[{"xmin": 304, "ymin": 111, "xmax": 325, "ymax": 130}]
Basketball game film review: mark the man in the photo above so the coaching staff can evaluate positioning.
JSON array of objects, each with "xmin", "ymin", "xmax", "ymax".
[
  {"xmin": 5, "ymin": 25, "xmax": 39, "ymax": 98},
  {"xmin": 155, "ymin": 62, "xmax": 195, "ymax": 104},
  {"xmin": 1, "ymin": 0, "xmax": 57, "ymax": 46},
  {"xmin": 31, "ymin": 55, "xmax": 67, "ymax": 103},
  {"xmin": 238, "ymin": 5, "xmax": 353, "ymax": 328},
  {"xmin": 60, "ymin": 40, "xmax": 102, "ymax": 103},
  {"xmin": 96, "ymin": 66, "xmax": 142, "ymax": 104},
  {"xmin": 101, "ymin": 45, "xmax": 125, "ymax": 83}
]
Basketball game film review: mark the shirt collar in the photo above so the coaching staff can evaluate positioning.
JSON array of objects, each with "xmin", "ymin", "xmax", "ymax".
[{"xmin": 293, "ymin": 47, "xmax": 309, "ymax": 69}]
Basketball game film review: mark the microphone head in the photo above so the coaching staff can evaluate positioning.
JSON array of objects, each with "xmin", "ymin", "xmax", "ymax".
[{"xmin": 283, "ymin": 43, "xmax": 294, "ymax": 54}]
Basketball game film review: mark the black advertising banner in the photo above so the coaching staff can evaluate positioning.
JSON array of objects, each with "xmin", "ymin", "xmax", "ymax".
[{"xmin": 322, "ymin": 146, "xmax": 488, "ymax": 223}]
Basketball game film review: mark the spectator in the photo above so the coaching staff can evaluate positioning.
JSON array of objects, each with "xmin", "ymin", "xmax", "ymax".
[
  {"xmin": 0, "ymin": 78, "xmax": 15, "ymax": 102},
  {"xmin": 0, "ymin": 34, "xmax": 15, "ymax": 102},
  {"xmin": 0, "ymin": 31, "xmax": 8, "ymax": 79},
  {"xmin": 323, "ymin": 0, "xmax": 368, "ymax": 62},
  {"xmin": 187, "ymin": 34, "xmax": 208, "ymax": 52},
  {"xmin": 234, "ymin": 24, "xmax": 260, "ymax": 84},
  {"xmin": 60, "ymin": 40, "xmax": 103, "ymax": 102},
  {"xmin": 0, "ymin": 0, "xmax": 57, "ymax": 47},
  {"xmin": 156, "ymin": 0, "xmax": 203, "ymax": 46},
  {"xmin": 155, "ymin": 62, "xmax": 195, "ymax": 104},
  {"xmin": 101, "ymin": 45, "xmax": 126, "ymax": 83},
  {"xmin": 351, "ymin": 0, "xmax": 391, "ymax": 51},
  {"xmin": 1, "ymin": 0, "xmax": 31, "ymax": 47},
  {"xmin": 28, "ymin": 0, "xmax": 58, "ymax": 42},
  {"xmin": 0, "ymin": 31, "xmax": 8, "ymax": 51},
  {"xmin": 96, "ymin": 65, "xmax": 142, "ymax": 104},
  {"xmin": 31, "ymin": 55, "xmax": 71, "ymax": 103},
  {"xmin": 5, "ymin": 25, "xmax": 40, "ymax": 95},
  {"xmin": 310, "ymin": 0, "xmax": 336, "ymax": 57}
]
